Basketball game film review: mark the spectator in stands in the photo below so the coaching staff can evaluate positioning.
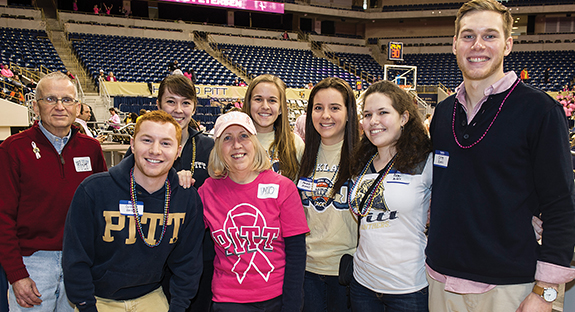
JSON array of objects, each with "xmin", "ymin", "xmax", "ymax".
[
  {"xmin": 544, "ymin": 67, "xmax": 551, "ymax": 83},
  {"xmin": 124, "ymin": 75, "xmax": 215, "ymax": 312},
  {"xmin": 103, "ymin": 3, "xmax": 113, "ymax": 15},
  {"xmin": 184, "ymin": 68, "xmax": 196, "ymax": 84},
  {"xmin": 282, "ymin": 31, "xmax": 289, "ymax": 40},
  {"xmin": 74, "ymin": 103, "xmax": 94, "ymax": 137},
  {"xmin": 98, "ymin": 69, "xmax": 105, "ymax": 81},
  {"xmin": 93, "ymin": 4, "xmax": 99, "ymax": 15},
  {"xmin": 305, "ymin": 82, "xmax": 313, "ymax": 89},
  {"xmin": 520, "ymin": 67, "xmax": 529, "ymax": 82},
  {"xmin": 242, "ymin": 74, "xmax": 305, "ymax": 182},
  {"xmin": 1, "ymin": 65, "xmax": 13, "ymax": 78},
  {"xmin": 199, "ymin": 111, "xmax": 308, "ymax": 311},
  {"xmin": 427, "ymin": 1, "xmax": 575, "ymax": 311},
  {"xmin": 136, "ymin": 108, "xmax": 147, "ymax": 122},
  {"xmin": 10, "ymin": 75, "xmax": 24, "ymax": 89},
  {"xmin": 293, "ymin": 111, "xmax": 306, "ymax": 142},
  {"xmin": 107, "ymin": 107, "xmax": 121, "ymax": 130},
  {"xmin": 232, "ymin": 78, "xmax": 240, "ymax": 86},
  {"xmin": 72, "ymin": 0, "xmax": 77, "ymax": 11},
  {"xmin": 124, "ymin": 112, "xmax": 138, "ymax": 124},
  {"xmin": 423, "ymin": 112, "xmax": 432, "ymax": 133},
  {"xmin": 238, "ymin": 80, "xmax": 246, "ymax": 87},
  {"xmin": 105, "ymin": 72, "xmax": 117, "ymax": 82},
  {"xmin": 65, "ymin": 71, "xmax": 75, "ymax": 80},
  {"xmin": 121, "ymin": 5, "xmax": 131, "ymax": 17},
  {"xmin": 169, "ymin": 61, "xmax": 183, "ymax": 75},
  {"xmin": 63, "ymin": 111, "xmax": 204, "ymax": 312},
  {"xmin": 0, "ymin": 71, "xmax": 106, "ymax": 312}
]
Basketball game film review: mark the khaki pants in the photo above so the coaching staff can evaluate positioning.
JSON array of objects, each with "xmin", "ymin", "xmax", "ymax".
[
  {"xmin": 75, "ymin": 287, "xmax": 169, "ymax": 312},
  {"xmin": 427, "ymin": 272, "xmax": 533, "ymax": 312}
]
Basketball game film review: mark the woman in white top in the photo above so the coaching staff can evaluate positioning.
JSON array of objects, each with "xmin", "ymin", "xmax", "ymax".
[
  {"xmin": 348, "ymin": 80, "xmax": 432, "ymax": 311},
  {"xmin": 242, "ymin": 74, "xmax": 305, "ymax": 181}
]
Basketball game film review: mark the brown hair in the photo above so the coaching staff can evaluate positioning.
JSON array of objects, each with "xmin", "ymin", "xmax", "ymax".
[
  {"xmin": 353, "ymin": 81, "xmax": 431, "ymax": 174},
  {"xmin": 455, "ymin": 0, "xmax": 513, "ymax": 38},
  {"xmin": 134, "ymin": 110, "xmax": 182, "ymax": 145},
  {"xmin": 157, "ymin": 75, "xmax": 197, "ymax": 110},
  {"xmin": 298, "ymin": 77, "xmax": 359, "ymax": 197},
  {"xmin": 242, "ymin": 74, "xmax": 300, "ymax": 181}
]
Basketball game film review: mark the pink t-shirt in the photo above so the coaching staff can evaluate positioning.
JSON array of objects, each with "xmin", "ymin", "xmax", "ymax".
[{"xmin": 199, "ymin": 170, "xmax": 309, "ymax": 303}]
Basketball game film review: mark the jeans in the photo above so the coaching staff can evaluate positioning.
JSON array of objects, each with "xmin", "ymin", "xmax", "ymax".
[
  {"xmin": 8, "ymin": 250, "xmax": 73, "ymax": 312},
  {"xmin": 302, "ymin": 271, "xmax": 350, "ymax": 312},
  {"xmin": 350, "ymin": 276, "xmax": 428, "ymax": 312},
  {"xmin": 211, "ymin": 296, "xmax": 282, "ymax": 312},
  {"xmin": 1, "ymin": 264, "xmax": 8, "ymax": 312}
]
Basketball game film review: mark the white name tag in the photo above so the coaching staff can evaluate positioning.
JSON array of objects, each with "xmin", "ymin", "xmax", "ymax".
[
  {"xmin": 73, "ymin": 157, "xmax": 92, "ymax": 172},
  {"xmin": 434, "ymin": 150, "xmax": 449, "ymax": 168},
  {"xmin": 258, "ymin": 184, "xmax": 279, "ymax": 199},
  {"xmin": 387, "ymin": 172, "xmax": 412, "ymax": 184},
  {"xmin": 119, "ymin": 200, "xmax": 144, "ymax": 216},
  {"xmin": 297, "ymin": 177, "xmax": 313, "ymax": 192}
]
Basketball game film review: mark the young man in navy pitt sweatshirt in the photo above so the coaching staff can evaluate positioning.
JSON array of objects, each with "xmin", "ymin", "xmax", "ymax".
[{"xmin": 63, "ymin": 111, "xmax": 204, "ymax": 312}]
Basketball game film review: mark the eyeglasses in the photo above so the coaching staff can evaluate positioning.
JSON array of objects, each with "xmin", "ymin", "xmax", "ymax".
[{"xmin": 37, "ymin": 96, "xmax": 78, "ymax": 106}]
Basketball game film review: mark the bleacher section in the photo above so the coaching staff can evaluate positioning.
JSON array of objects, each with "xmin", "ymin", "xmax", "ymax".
[
  {"xmin": 0, "ymin": 27, "xmax": 65, "ymax": 72},
  {"xmin": 220, "ymin": 44, "xmax": 366, "ymax": 89},
  {"xmin": 69, "ymin": 33, "xmax": 240, "ymax": 85},
  {"xmin": 382, "ymin": 0, "xmax": 573, "ymax": 12},
  {"xmin": 113, "ymin": 97, "xmax": 220, "ymax": 130},
  {"xmin": 335, "ymin": 52, "xmax": 384, "ymax": 80},
  {"xmin": 399, "ymin": 50, "xmax": 574, "ymax": 91}
]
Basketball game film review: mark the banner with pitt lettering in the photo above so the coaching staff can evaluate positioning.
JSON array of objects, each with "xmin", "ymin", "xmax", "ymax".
[{"xmin": 102, "ymin": 82, "xmax": 312, "ymax": 100}]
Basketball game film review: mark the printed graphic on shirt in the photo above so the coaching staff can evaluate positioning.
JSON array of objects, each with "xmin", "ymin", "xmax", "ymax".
[
  {"xmin": 302, "ymin": 178, "xmax": 350, "ymax": 212},
  {"xmin": 211, "ymin": 203, "xmax": 280, "ymax": 284},
  {"xmin": 353, "ymin": 176, "xmax": 399, "ymax": 230},
  {"xmin": 102, "ymin": 211, "xmax": 185, "ymax": 245}
]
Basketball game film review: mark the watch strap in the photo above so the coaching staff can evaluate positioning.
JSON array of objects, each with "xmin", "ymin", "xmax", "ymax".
[{"xmin": 532, "ymin": 284, "xmax": 545, "ymax": 296}]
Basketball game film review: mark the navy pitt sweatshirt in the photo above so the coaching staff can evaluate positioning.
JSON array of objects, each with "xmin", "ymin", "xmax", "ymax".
[{"xmin": 63, "ymin": 155, "xmax": 204, "ymax": 312}]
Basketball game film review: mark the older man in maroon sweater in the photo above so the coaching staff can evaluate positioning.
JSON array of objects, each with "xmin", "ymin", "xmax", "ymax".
[{"xmin": 0, "ymin": 71, "xmax": 107, "ymax": 311}]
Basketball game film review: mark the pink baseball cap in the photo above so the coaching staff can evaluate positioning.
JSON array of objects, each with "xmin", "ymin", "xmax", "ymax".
[{"xmin": 213, "ymin": 111, "xmax": 257, "ymax": 138}]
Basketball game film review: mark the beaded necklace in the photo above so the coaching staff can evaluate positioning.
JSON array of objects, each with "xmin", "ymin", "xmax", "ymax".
[
  {"xmin": 348, "ymin": 153, "xmax": 397, "ymax": 216},
  {"xmin": 190, "ymin": 137, "xmax": 196, "ymax": 176},
  {"xmin": 452, "ymin": 79, "xmax": 520, "ymax": 149},
  {"xmin": 129, "ymin": 168, "xmax": 171, "ymax": 248}
]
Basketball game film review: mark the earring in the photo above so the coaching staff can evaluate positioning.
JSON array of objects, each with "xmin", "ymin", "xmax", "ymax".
[{"xmin": 401, "ymin": 125, "xmax": 404, "ymax": 131}]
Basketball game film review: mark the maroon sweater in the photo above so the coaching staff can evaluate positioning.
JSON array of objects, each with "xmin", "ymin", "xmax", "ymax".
[{"xmin": 0, "ymin": 122, "xmax": 107, "ymax": 283}]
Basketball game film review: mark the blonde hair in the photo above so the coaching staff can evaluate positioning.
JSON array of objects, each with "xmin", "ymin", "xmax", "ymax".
[
  {"xmin": 242, "ymin": 74, "xmax": 300, "ymax": 180},
  {"xmin": 208, "ymin": 130, "xmax": 271, "ymax": 179},
  {"xmin": 455, "ymin": 0, "xmax": 513, "ymax": 38}
]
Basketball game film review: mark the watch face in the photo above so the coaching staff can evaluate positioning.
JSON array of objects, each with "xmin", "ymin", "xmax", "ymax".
[{"xmin": 543, "ymin": 288, "xmax": 558, "ymax": 302}]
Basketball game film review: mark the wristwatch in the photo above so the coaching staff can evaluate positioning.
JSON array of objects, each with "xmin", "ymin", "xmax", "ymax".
[{"xmin": 532, "ymin": 284, "xmax": 558, "ymax": 303}]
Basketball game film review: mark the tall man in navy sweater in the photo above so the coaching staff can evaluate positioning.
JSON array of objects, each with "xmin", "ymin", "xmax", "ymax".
[
  {"xmin": 63, "ymin": 111, "xmax": 204, "ymax": 312},
  {"xmin": 426, "ymin": 0, "xmax": 575, "ymax": 311},
  {"xmin": 0, "ymin": 71, "xmax": 107, "ymax": 311}
]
